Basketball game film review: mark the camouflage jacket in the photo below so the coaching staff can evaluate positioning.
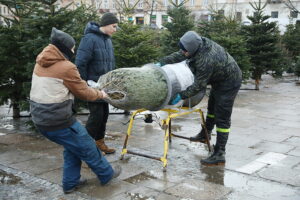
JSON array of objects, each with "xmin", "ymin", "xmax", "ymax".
[{"xmin": 160, "ymin": 32, "xmax": 242, "ymax": 99}]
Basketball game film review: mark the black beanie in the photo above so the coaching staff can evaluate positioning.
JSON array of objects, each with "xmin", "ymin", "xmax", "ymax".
[
  {"xmin": 50, "ymin": 27, "xmax": 75, "ymax": 60},
  {"xmin": 51, "ymin": 27, "xmax": 75, "ymax": 50},
  {"xmin": 99, "ymin": 12, "xmax": 119, "ymax": 27}
]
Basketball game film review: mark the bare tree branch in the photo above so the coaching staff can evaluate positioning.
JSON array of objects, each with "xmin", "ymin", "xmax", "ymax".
[{"xmin": 284, "ymin": 0, "xmax": 299, "ymax": 13}]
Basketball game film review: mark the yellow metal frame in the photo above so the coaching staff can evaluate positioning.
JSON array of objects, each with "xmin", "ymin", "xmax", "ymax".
[{"xmin": 120, "ymin": 107, "xmax": 211, "ymax": 171}]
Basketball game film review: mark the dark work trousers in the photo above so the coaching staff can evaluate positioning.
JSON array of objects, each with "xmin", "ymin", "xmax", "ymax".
[
  {"xmin": 86, "ymin": 101, "xmax": 109, "ymax": 141},
  {"xmin": 207, "ymin": 79, "xmax": 241, "ymax": 130}
]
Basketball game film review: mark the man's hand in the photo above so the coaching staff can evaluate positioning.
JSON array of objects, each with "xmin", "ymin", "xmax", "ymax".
[
  {"xmin": 171, "ymin": 94, "xmax": 181, "ymax": 105},
  {"xmin": 101, "ymin": 90, "xmax": 108, "ymax": 99}
]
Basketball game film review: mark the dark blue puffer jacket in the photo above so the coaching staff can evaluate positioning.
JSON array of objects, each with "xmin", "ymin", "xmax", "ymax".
[{"xmin": 75, "ymin": 22, "xmax": 115, "ymax": 82}]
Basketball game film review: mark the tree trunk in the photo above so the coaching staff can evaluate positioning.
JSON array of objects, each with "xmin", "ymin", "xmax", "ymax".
[
  {"xmin": 11, "ymin": 101, "xmax": 20, "ymax": 118},
  {"xmin": 255, "ymin": 79, "xmax": 260, "ymax": 90}
]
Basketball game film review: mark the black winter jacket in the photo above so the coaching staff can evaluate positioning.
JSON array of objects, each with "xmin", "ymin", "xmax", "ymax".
[{"xmin": 75, "ymin": 22, "xmax": 115, "ymax": 82}]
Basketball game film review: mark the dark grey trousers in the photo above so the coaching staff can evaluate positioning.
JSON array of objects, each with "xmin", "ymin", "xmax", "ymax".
[{"xmin": 86, "ymin": 102, "xmax": 109, "ymax": 141}]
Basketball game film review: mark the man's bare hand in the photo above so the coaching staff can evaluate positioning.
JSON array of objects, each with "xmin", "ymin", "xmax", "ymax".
[{"xmin": 101, "ymin": 90, "xmax": 108, "ymax": 99}]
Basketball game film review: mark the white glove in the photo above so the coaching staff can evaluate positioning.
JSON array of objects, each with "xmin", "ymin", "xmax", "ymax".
[{"xmin": 87, "ymin": 80, "xmax": 99, "ymax": 88}]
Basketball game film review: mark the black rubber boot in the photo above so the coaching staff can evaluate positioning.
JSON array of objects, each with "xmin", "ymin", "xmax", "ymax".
[
  {"xmin": 190, "ymin": 129, "xmax": 211, "ymax": 143},
  {"xmin": 200, "ymin": 147, "xmax": 226, "ymax": 166},
  {"xmin": 190, "ymin": 116, "xmax": 214, "ymax": 143},
  {"xmin": 200, "ymin": 132, "xmax": 228, "ymax": 166}
]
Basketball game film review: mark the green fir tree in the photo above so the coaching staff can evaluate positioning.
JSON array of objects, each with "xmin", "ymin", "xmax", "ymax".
[
  {"xmin": 295, "ymin": 56, "xmax": 300, "ymax": 79},
  {"xmin": 113, "ymin": 22, "xmax": 160, "ymax": 68},
  {"xmin": 198, "ymin": 12, "xmax": 251, "ymax": 80},
  {"xmin": 0, "ymin": 0, "xmax": 40, "ymax": 118},
  {"xmin": 0, "ymin": 0, "xmax": 98, "ymax": 117},
  {"xmin": 282, "ymin": 24, "xmax": 300, "ymax": 62},
  {"xmin": 160, "ymin": 4, "xmax": 195, "ymax": 56},
  {"xmin": 241, "ymin": 0, "xmax": 281, "ymax": 90}
]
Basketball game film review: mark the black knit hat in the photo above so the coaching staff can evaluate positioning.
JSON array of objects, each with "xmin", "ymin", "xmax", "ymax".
[
  {"xmin": 99, "ymin": 12, "xmax": 119, "ymax": 27},
  {"xmin": 51, "ymin": 27, "xmax": 75, "ymax": 50},
  {"xmin": 50, "ymin": 27, "xmax": 75, "ymax": 60}
]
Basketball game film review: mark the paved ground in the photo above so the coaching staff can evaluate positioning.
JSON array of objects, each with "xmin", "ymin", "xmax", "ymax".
[{"xmin": 1, "ymin": 75, "xmax": 300, "ymax": 200}]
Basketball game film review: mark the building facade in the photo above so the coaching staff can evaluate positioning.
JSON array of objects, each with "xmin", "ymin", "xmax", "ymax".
[
  {"xmin": 1, "ymin": 0, "xmax": 300, "ymax": 33},
  {"xmin": 0, "ymin": 4, "xmax": 13, "ymax": 26},
  {"xmin": 204, "ymin": 0, "xmax": 300, "ymax": 33},
  {"xmin": 62, "ymin": 0, "xmax": 299, "ymax": 32}
]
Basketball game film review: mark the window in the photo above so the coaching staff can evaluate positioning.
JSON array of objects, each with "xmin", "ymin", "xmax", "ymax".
[
  {"xmin": 129, "ymin": 0, "xmax": 134, "ymax": 7},
  {"xmin": 104, "ymin": 0, "xmax": 109, "ymax": 9},
  {"xmin": 271, "ymin": 11, "xmax": 278, "ymax": 18},
  {"xmin": 173, "ymin": 0, "xmax": 184, "ymax": 4},
  {"xmin": 150, "ymin": 15, "xmax": 156, "ymax": 25},
  {"xmin": 236, "ymin": 12, "xmax": 242, "ymax": 21},
  {"xmin": 200, "ymin": 14, "xmax": 209, "ymax": 21},
  {"xmin": 163, "ymin": 0, "xmax": 168, "ymax": 6},
  {"xmin": 0, "ymin": 7, "xmax": 2, "ymax": 14},
  {"xmin": 136, "ymin": 17, "xmax": 144, "ymax": 25},
  {"xmin": 95, "ymin": 0, "xmax": 100, "ymax": 9},
  {"xmin": 190, "ymin": 0, "xmax": 194, "ymax": 6},
  {"xmin": 291, "ymin": 11, "xmax": 298, "ymax": 18},
  {"xmin": 218, "ymin": 10, "xmax": 224, "ymax": 16},
  {"xmin": 138, "ymin": 1, "xmax": 143, "ymax": 9},
  {"xmin": 162, "ymin": 15, "xmax": 168, "ymax": 24},
  {"xmin": 202, "ymin": 0, "xmax": 208, "ymax": 6}
]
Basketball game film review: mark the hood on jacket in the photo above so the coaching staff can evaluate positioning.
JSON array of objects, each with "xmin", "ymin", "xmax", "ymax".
[
  {"xmin": 84, "ymin": 22, "xmax": 110, "ymax": 38},
  {"xmin": 84, "ymin": 22, "xmax": 101, "ymax": 35},
  {"xmin": 36, "ymin": 44, "xmax": 66, "ymax": 68},
  {"xmin": 180, "ymin": 31, "xmax": 203, "ymax": 56}
]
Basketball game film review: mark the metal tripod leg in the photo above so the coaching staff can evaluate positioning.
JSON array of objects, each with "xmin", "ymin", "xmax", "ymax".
[
  {"xmin": 120, "ymin": 107, "xmax": 211, "ymax": 171},
  {"xmin": 121, "ymin": 109, "xmax": 146, "ymax": 160},
  {"xmin": 200, "ymin": 111, "xmax": 212, "ymax": 152}
]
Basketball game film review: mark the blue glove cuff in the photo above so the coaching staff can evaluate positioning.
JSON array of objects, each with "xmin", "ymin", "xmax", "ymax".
[
  {"xmin": 154, "ymin": 62, "xmax": 161, "ymax": 67},
  {"xmin": 171, "ymin": 94, "xmax": 181, "ymax": 105}
]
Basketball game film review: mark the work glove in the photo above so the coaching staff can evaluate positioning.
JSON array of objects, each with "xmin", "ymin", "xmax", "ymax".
[
  {"xmin": 87, "ymin": 80, "xmax": 99, "ymax": 88},
  {"xmin": 154, "ymin": 62, "xmax": 161, "ymax": 67},
  {"xmin": 171, "ymin": 94, "xmax": 181, "ymax": 105}
]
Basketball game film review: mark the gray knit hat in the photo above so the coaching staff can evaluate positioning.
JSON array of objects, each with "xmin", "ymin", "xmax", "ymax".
[
  {"xmin": 180, "ymin": 31, "xmax": 203, "ymax": 56},
  {"xmin": 50, "ymin": 27, "xmax": 75, "ymax": 50},
  {"xmin": 99, "ymin": 12, "xmax": 119, "ymax": 27}
]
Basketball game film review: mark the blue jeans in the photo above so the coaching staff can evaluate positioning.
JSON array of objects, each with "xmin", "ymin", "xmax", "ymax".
[{"xmin": 38, "ymin": 121, "xmax": 114, "ymax": 191}]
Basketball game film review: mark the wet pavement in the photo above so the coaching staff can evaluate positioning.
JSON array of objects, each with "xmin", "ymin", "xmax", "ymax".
[{"xmin": 0, "ymin": 75, "xmax": 300, "ymax": 200}]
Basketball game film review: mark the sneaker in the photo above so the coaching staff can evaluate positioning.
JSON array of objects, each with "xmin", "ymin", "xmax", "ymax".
[
  {"xmin": 102, "ymin": 165, "xmax": 122, "ymax": 185},
  {"xmin": 63, "ymin": 178, "xmax": 87, "ymax": 194}
]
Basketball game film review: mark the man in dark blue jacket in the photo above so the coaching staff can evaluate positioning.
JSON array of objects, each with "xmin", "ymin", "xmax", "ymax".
[{"xmin": 75, "ymin": 12, "xmax": 118, "ymax": 154}]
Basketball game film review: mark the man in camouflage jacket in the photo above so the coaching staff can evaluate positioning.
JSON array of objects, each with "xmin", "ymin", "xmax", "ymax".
[{"xmin": 160, "ymin": 31, "xmax": 242, "ymax": 166}]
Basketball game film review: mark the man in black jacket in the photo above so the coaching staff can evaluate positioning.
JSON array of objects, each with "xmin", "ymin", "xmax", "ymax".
[
  {"xmin": 160, "ymin": 31, "xmax": 242, "ymax": 166},
  {"xmin": 75, "ymin": 13, "xmax": 118, "ymax": 154}
]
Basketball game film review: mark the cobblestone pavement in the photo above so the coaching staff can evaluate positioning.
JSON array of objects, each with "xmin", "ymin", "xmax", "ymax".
[
  {"xmin": 0, "ymin": 165, "xmax": 89, "ymax": 200},
  {"xmin": 0, "ymin": 75, "xmax": 300, "ymax": 200}
]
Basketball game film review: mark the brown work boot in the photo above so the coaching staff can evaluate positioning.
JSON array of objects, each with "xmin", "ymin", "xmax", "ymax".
[{"xmin": 96, "ymin": 139, "xmax": 115, "ymax": 154}]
